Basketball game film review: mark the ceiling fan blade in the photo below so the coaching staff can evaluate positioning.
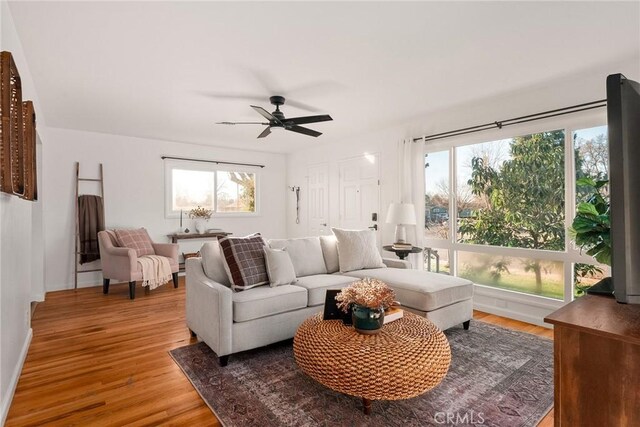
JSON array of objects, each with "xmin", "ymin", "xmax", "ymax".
[
  {"xmin": 216, "ymin": 121, "xmax": 269, "ymax": 125},
  {"xmin": 200, "ymin": 92, "xmax": 267, "ymax": 102},
  {"xmin": 286, "ymin": 125, "xmax": 322, "ymax": 138},
  {"xmin": 281, "ymin": 99, "xmax": 321, "ymax": 113},
  {"xmin": 251, "ymin": 105, "xmax": 276, "ymax": 120},
  {"xmin": 283, "ymin": 115, "xmax": 333, "ymax": 126},
  {"xmin": 257, "ymin": 127, "xmax": 271, "ymax": 139}
]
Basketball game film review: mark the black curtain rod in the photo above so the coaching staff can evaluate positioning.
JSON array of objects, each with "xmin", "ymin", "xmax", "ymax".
[
  {"xmin": 161, "ymin": 156, "xmax": 265, "ymax": 168},
  {"xmin": 415, "ymin": 99, "xmax": 607, "ymax": 143}
]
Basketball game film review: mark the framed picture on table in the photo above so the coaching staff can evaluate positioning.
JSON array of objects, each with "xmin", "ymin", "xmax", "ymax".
[{"xmin": 322, "ymin": 289, "xmax": 352, "ymax": 325}]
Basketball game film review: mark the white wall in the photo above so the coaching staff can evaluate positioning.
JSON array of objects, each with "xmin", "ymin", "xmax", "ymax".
[
  {"xmin": 0, "ymin": 2, "xmax": 46, "ymax": 423},
  {"xmin": 42, "ymin": 127, "xmax": 287, "ymax": 290},
  {"xmin": 286, "ymin": 57, "xmax": 640, "ymax": 325}
]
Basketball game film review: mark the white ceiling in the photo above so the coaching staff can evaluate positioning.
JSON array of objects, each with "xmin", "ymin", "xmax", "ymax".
[{"xmin": 8, "ymin": 1, "xmax": 640, "ymax": 153}]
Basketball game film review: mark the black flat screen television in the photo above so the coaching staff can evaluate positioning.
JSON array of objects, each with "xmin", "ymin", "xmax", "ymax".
[{"xmin": 606, "ymin": 73, "xmax": 640, "ymax": 304}]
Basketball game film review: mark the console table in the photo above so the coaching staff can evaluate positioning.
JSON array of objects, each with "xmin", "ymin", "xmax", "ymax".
[
  {"xmin": 167, "ymin": 231, "xmax": 231, "ymax": 244},
  {"xmin": 544, "ymin": 295, "xmax": 640, "ymax": 426},
  {"xmin": 167, "ymin": 231, "xmax": 231, "ymax": 271}
]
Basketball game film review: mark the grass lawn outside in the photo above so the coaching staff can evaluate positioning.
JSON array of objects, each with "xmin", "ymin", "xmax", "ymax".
[{"xmin": 459, "ymin": 269, "xmax": 564, "ymax": 300}]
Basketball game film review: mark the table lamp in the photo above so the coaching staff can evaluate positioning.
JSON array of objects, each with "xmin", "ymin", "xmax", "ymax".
[{"xmin": 386, "ymin": 203, "xmax": 416, "ymax": 244}]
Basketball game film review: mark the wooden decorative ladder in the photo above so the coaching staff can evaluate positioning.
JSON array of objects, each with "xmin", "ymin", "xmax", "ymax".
[{"xmin": 74, "ymin": 162, "xmax": 104, "ymax": 289}]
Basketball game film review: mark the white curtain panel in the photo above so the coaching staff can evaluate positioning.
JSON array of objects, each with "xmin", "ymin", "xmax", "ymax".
[{"xmin": 396, "ymin": 138, "xmax": 424, "ymax": 247}]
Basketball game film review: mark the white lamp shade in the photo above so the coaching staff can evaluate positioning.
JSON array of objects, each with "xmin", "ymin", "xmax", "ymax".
[{"xmin": 386, "ymin": 203, "xmax": 417, "ymax": 225}]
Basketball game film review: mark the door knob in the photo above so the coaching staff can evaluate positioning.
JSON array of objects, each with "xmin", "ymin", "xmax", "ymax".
[
  {"xmin": 368, "ymin": 224, "xmax": 378, "ymax": 231},
  {"xmin": 321, "ymin": 223, "xmax": 327, "ymax": 226}
]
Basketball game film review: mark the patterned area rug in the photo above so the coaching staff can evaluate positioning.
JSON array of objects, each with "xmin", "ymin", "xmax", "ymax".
[{"xmin": 169, "ymin": 321, "xmax": 553, "ymax": 427}]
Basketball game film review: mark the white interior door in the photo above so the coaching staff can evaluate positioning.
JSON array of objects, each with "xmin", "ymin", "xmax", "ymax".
[
  {"xmin": 339, "ymin": 155, "xmax": 380, "ymax": 234},
  {"xmin": 307, "ymin": 163, "xmax": 330, "ymax": 236}
]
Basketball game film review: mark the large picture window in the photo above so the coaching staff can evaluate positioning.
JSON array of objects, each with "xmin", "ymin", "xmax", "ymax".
[
  {"xmin": 166, "ymin": 161, "xmax": 258, "ymax": 217},
  {"xmin": 424, "ymin": 122, "xmax": 609, "ymax": 302}
]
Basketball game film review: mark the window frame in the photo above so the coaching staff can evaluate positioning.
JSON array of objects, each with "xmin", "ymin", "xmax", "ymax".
[
  {"xmin": 421, "ymin": 108, "xmax": 609, "ymax": 304},
  {"xmin": 164, "ymin": 159, "xmax": 260, "ymax": 218}
]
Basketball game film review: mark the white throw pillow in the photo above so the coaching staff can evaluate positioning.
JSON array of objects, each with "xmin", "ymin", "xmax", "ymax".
[
  {"xmin": 331, "ymin": 228, "xmax": 386, "ymax": 273},
  {"xmin": 319, "ymin": 235, "xmax": 340, "ymax": 273},
  {"xmin": 263, "ymin": 247, "xmax": 297, "ymax": 287},
  {"xmin": 200, "ymin": 241, "xmax": 232, "ymax": 287},
  {"xmin": 268, "ymin": 237, "xmax": 327, "ymax": 277}
]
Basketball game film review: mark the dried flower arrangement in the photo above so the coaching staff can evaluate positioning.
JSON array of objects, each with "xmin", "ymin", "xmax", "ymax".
[
  {"xmin": 188, "ymin": 206, "xmax": 212, "ymax": 220},
  {"xmin": 336, "ymin": 278, "xmax": 399, "ymax": 313}
]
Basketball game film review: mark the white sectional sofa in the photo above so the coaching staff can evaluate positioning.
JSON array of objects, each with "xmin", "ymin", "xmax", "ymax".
[{"xmin": 186, "ymin": 236, "xmax": 473, "ymax": 366}]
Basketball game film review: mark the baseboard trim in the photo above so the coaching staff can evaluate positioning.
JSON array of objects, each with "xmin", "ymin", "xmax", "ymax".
[
  {"xmin": 31, "ymin": 292, "xmax": 45, "ymax": 302},
  {"xmin": 47, "ymin": 281, "xmax": 105, "ymax": 292},
  {"xmin": 474, "ymin": 302, "xmax": 553, "ymax": 328},
  {"xmin": 0, "ymin": 328, "xmax": 33, "ymax": 425}
]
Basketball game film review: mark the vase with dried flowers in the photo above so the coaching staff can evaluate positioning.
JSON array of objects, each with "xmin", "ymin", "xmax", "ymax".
[
  {"xmin": 189, "ymin": 206, "xmax": 213, "ymax": 234},
  {"xmin": 336, "ymin": 278, "xmax": 399, "ymax": 334}
]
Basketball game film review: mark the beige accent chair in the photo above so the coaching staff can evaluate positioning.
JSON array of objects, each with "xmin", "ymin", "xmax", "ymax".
[{"xmin": 98, "ymin": 230, "xmax": 180, "ymax": 299}]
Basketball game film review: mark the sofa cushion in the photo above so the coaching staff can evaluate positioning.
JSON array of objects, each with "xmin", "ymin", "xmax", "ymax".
[
  {"xmin": 219, "ymin": 234, "xmax": 269, "ymax": 292},
  {"xmin": 268, "ymin": 237, "xmax": 327, "ymax": 277},
  {"xmin": 343, "ymin": 268, "xmax": 473, "ymax": 312},
  {"xmin": 295, "ymin": 274, "xmax": 356, "ymax": 307},
  {"xmin": 263, "ymin": 247, "xmax": 297, "ymax": 287},
  {"xmin": 332, "ymin": 228, "xmax": 385, "ymax": 273},
  {"xmin": 200, "ymin": 241, "xmax": 231, "ymax": 287},
  {"xmin": 114, "ymin": 228, "xmax": 155, "ymax": 257},
  {"xmin": 232, "ymin": 285, "xmax": 308, "ymax": 322},
  {"xmin": 319, "ymin": 235, "xmax": 340, "ymax": 273}
]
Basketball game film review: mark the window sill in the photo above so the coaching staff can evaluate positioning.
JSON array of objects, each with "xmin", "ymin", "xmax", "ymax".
[{"xmin": 472, "ymin": 284, "xmax": 566, "ymax": 327}]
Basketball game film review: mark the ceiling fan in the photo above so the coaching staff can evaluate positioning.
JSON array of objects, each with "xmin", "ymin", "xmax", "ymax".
[{"xmin": 216, "ymin": 96, "xmax": 333, "ymax": 139}]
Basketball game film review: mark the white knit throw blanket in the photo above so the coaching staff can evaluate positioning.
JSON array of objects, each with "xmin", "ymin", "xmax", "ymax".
[{"xmin": 137, "ymin": 255, "xmax": 172, "ymax": 290}]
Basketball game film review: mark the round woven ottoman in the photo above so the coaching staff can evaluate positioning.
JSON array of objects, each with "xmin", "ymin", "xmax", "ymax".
[{"xmin": 293, "ymin": 311, "xmax": 451, "ymax": 414}]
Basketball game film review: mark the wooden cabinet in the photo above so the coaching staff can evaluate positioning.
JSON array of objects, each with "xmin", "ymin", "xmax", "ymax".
[{"xmin": 545, "ymin": 295, "xmax": 640, "ymax": 426}]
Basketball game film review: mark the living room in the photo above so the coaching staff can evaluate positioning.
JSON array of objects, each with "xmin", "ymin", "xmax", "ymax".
[{"xmin": 1, "ymin": 1, "xmax": 639, "ymax": 426}]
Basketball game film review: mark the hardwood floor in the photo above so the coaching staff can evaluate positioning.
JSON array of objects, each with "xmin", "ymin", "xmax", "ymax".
[
  {"xmin": 6, "ymin": 279, "xmax": 219, "ymax": 427},
  {"xmin": 7, "ymin": 279, "xmax": 554, "ymax": 426}
]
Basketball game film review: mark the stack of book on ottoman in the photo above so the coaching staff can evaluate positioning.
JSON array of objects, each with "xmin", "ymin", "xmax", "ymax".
[{"xmin": 384, "ymin": 306, "xmax": 404, "ymax": 324}]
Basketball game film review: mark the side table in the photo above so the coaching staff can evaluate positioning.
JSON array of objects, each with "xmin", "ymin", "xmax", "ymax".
[{"xmin": 383, "ymin": 245, "xmax": 423, "ymax": 260}]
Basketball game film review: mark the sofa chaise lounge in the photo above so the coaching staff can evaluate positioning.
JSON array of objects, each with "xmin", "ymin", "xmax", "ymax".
[{"xmin": 186, "ymin": 235, "xmax": 473, "ymax": 366}]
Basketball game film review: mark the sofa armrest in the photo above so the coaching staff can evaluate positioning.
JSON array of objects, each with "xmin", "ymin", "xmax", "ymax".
[
  {"xmin": 186, "ymin": 257, "xmax": 233, "ymax": 357},
  {"xmin": 383, "ymin": 257, "xmax": 411, "ymax": 269},
  {"xmin": 153, "ymin": 242, "xmax": 179, "ymax": 263}
]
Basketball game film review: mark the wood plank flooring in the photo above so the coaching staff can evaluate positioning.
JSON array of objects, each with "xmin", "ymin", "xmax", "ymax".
[{"xmin": 6, "ymin": 279, "xmax": 554, "ymax": 426}]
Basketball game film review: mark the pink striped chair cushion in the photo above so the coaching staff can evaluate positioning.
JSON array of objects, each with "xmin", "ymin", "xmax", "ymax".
[{"xmin": 114, "ymin": 228, "xmax": 155, "ymax": 257}]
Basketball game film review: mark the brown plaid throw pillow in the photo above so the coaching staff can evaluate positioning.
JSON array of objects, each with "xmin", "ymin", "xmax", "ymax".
[
  {"xmin": 114, "ymin": 228, "xmax": 155, "ymax": 257},
  {"xmin": 219, "ymin": 234, "xmax": 268, "ymax": 291}
]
